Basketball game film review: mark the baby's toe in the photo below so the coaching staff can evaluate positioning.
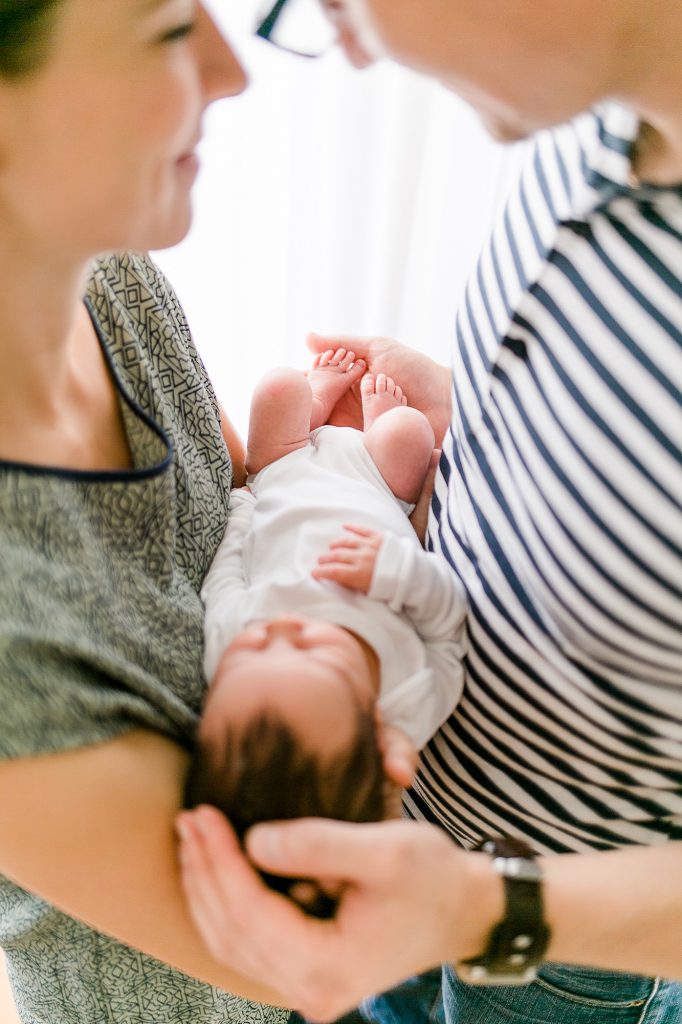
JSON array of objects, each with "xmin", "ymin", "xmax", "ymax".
[{"xmin": 361, "ymin": 372, "xmax": 375, "ymax": 397}]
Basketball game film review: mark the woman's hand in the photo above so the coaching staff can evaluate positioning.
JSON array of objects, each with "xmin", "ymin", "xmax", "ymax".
[
  {"xmin": 176, "ymin": 807, "xmax": 497, "ymax": 1022},
  {"xmin": 307, "ymin": 333, "xmax": 452, "ymax": 446}
]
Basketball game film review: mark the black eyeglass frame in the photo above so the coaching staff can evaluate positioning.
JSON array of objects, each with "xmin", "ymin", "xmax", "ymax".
[{"xmin": 254, "ymin": 0, "xmax": 333, "ymax": 59}]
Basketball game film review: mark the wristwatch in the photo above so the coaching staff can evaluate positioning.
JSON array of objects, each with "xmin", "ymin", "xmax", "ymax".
[{"xmin": 456, "ymin": 836, "xmax": 551, "ymax": 986}]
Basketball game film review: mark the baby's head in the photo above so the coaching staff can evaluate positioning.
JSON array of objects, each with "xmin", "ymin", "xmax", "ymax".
[{"xmin": 185, "ymin": 614, "xmax": 385, "ymax": 916}]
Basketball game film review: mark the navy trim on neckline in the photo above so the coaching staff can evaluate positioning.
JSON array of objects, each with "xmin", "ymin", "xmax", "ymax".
[{"xmin": 0, "ymin": 296, "xmax": 174, "ymax": 483}]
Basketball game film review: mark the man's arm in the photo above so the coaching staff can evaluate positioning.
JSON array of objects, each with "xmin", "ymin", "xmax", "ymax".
[
  {"xmin": 176, "ymin": 806, "xmax": 682, "ymax": 1022},
  {"xmin": 0, "ymin": 730, "xmax": 287, "ymax": 1008}
]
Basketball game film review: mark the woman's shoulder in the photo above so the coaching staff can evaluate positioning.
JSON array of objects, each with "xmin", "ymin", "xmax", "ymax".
[{"xmin": 87, "ymin": 252, "xmax": 191, "ymax": 342}]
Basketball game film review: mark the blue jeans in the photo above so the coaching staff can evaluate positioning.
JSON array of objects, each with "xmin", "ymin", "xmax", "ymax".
[
  {"xmin": 362, "ymin": 967, "xmax": 444, "ymax": 1023},
  {"xmin": 362, "ymin": 964, "xmax": 682, "ymax": 1024}
]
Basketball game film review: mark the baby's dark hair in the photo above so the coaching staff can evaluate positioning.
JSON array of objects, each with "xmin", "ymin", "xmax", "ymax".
[{"xmin": 184, "ymin": 706, "xmax": 384, "ymax": 917}]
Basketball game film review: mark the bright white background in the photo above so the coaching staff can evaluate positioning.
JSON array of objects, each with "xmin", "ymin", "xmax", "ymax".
[{"xmin": 154, "ymin": 1, "xmax": 526, "ymax": 437}]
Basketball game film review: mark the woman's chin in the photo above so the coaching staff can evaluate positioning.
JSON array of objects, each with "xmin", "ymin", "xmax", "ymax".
[{"xmin": 137, "ymin": 208, "xmax": 194, "ymax": 254}]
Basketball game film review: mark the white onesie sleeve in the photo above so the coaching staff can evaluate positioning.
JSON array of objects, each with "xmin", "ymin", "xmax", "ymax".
[
  {"xmin": 201, "ymin": 487, "xmax": 256, "ymax": 681},
  {"xmin": 369, "ymin": 533, "xmax": 467, "ymax": 748}
]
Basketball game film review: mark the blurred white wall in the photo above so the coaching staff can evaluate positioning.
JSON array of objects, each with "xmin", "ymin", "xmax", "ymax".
[{"xmin": 154, "ymin": 2, "xmax": 525, "ymax": 436}]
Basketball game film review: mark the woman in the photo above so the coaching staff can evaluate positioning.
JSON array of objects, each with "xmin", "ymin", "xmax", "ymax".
[{"xmin": 0, "ymin": 2, "xmax": 289, "ymax": 1021}]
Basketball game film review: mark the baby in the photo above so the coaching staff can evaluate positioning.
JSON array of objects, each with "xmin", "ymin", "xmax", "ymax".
[{"xmin": 185, "ymin": 350, "xmax": 466, "ymax": 914}]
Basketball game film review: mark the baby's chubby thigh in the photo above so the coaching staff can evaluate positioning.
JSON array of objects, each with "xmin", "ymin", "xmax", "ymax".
[{"xmin": 362, "ymin": 406, "xmax": 435, "ymax": 505}]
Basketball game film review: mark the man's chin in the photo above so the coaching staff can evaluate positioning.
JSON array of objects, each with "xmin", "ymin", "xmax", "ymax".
[
  {"xmin": 438, "ymin": 78, "xmax": 538, "ymax": 143},
  {"xmin": 477, "ymin": 112, "xmax": 534, "ymax": 143}
]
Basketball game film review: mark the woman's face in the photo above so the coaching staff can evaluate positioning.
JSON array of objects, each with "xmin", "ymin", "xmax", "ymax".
[{"xmin": 0, "ymin": 0, "xmax": 247, "ymax": 256}]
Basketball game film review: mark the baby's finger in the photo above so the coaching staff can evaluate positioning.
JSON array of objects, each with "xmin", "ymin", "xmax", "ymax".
[
  {"xmin": 327, "ymin": 537, "xmax": 361, "ymax": 551},
  {"xmin": 341, "ymin": 524, "xmax": 375, "ymax": 538},
  {"xmin": 316, "ymin": 551, "xmax": 357, "ymax": 565},
  {"xmin": 312, "ymin": 564, "xmax": 358, "ymax": 584}
]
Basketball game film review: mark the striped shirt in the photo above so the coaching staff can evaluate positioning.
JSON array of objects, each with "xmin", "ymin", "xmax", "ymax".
[{"xmin": 406, "ymin": 103, "xmax": 682, "ymax": 854}]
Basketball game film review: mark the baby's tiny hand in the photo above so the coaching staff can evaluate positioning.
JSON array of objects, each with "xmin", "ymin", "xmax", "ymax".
[{"xmin": 312, "ymin": 525, "xmax": 383, "ymax": 594}]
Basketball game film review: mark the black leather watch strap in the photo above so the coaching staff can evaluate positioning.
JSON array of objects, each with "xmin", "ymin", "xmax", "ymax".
[{"xmin": 456, "ymin": 836, "xmax": 551, "ymax": 985}]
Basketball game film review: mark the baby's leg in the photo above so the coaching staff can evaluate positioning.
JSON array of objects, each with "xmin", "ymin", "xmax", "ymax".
[
  {"xmin": 246, "ymin": 368, "xmax": 314, "ymax": 474},
  {"xmin": 361, "ymin": 373, "xmax": 435, "ymax": 504}
]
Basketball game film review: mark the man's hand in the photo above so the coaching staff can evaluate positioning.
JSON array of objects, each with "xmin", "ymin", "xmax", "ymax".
[
  {"xmin": 409, "ymin": 448, "xmax": 441, "ymax": 546},
  {"xmin": 176, "ymin": 807, "xmax": 497, "ymax": 1022},
  {"xmin": 307, "ymin": 333, "xmax": 452, "ymax": 446},
  {"xmin": 312, "ymin": 524, "xmax": 382, "ymax": 593}
]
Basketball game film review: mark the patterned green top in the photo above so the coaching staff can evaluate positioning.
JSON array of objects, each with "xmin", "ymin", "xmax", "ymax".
[{"xmin": 0, "ymin": 253, "xmax": 288, "ymax": 1024}]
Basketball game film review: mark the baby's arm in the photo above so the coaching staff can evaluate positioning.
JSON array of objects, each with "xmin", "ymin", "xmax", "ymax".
[
  {"xmin": 314, "ymin": 527, "xmax": 467, "ymax": 744},
  {"xmin": 313, "ymin": 525, "xmax": 465, "ymax": 633},
  {"xmin": 201, "ymin": 487, "xmax": 256, "ymax": 680},
  {"xmin": 312, "ymin": 524, "xmax": 382, "ymax": 592}
]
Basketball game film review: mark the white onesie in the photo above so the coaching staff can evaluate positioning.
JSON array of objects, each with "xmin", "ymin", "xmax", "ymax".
[{"xmin": 202, "ymin": 425, "xmax": 466, "ymax": 749}]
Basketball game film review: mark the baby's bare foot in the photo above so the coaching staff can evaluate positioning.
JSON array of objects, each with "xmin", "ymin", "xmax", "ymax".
[
  {"xmin": 361, "ymin": 372, "xmax": 407, "ymax": 431},
  {"xmin": 308, "ymin": 349, "xmax": 366, "ymax": 430}
]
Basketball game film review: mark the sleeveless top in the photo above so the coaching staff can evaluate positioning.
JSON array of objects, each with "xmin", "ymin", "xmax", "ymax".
[{"xmin": 0, "ymin": 252, "xmax": 287, "ymax": 1024}]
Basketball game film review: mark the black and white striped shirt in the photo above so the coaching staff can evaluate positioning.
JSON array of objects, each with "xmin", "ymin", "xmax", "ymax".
[{"xmin": 407, "ymin": 103, "xmax": 682, "ymax": 854}]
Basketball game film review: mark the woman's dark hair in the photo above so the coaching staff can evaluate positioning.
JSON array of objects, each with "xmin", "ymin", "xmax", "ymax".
[
  {"xmin": 185, "ymin": 707, "xmax": 385, "ymax": 918},
  {"xmin": 0, "ymin": 0, "xmax": 64, "ymax": 78}
]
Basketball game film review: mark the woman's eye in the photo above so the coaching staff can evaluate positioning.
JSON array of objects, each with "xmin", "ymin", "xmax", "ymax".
[{"xmin": 159, "ymin": 21, "xmax": 196, "ymax": 44}]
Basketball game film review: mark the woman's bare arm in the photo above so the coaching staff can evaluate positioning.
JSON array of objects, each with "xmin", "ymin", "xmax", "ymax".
[
  {"xmin": 219, "ymin": 405, "xmax": 247, "ymax": 487},
  {"xmin": 0, "ymin": 729, "xmax": 287, "ymax": 1008}
]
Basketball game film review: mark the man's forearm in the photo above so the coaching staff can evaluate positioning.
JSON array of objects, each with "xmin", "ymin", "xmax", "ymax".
[
  {"xmin": 448, "ymin": 841, "xmax": 682, "ymax": 981},
  {"xmin": 540, "ymin": 842, "xmax": 682, "ymax": 979}
]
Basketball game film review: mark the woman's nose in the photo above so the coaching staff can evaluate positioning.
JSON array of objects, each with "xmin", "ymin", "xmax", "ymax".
[{"xmin": 196, "ymin": 5, "xmax": 249, "ymax": 104}]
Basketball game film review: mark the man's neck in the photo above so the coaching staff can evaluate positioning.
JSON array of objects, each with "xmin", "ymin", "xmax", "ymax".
[
  {"xmin": 621, "ymin": 0, "xmax": 682, "ymax": 184},
  {"xmin": 631, "ymin": 117, "xmax": 682, "ymax": 186}
]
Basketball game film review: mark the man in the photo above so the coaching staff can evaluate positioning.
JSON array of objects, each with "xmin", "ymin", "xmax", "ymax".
[{"xmin": 177, "ymin": 0, "xmax": 682, "ymax": 1020}]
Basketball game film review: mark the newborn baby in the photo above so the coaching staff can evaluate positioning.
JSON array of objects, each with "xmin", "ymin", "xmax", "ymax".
[{"xmin": 185, "ymin": 350, "xmax": 466, "ymax": 914}]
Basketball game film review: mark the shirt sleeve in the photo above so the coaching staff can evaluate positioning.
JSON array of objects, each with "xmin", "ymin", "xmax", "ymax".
[
  {"xmin": 369, "ymin": 533, "xmax": 468, "ymax": 747},
  {"xmin": 0, "ymin": 631, "xmax": 195, "ymax": 761},
  {"xmin": 201, "ymin": 487, "xmax": 256, "ymax": 681}
]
